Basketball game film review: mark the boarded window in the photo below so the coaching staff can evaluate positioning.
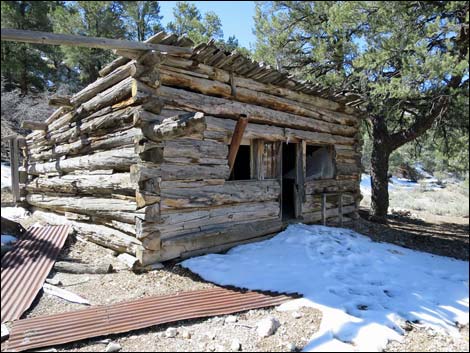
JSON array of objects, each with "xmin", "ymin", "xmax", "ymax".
[
  {"xmin": 262, "ymin": 142, "xmax": 280, "ymax": 179},
  {"xmin": 306, "ymin": 145, "xmax": 336, "ymax": 180},
  {"xmin": 230, "ymin": 144, "xmax": 252, "ymax": 180}
]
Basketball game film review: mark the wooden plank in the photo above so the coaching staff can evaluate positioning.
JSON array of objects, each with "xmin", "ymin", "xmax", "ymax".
[
  {"xmin": 251, "ymin": 139, "xmax": 264, "ymax": 180},
  {"xmin": 0, "ymin": 29, "xmax": 193, "ymax": 56},
  {"xmin": 339, "ymin": 193, "xmax": 343, "ymax": 226},
  {"xmin": 294, "ymin": 142, "xmax": 305, "ymax": 218},
  {"xmin": 321, "ymin": 193, "xmax": 327, "ymax": 226},
  {"xmin": 228, "ymin": 116, "xmax": 249, "ymax": 174},
  {"xmin": 9, "ymin": 138, "xmax": 20, "ymax": 203}
]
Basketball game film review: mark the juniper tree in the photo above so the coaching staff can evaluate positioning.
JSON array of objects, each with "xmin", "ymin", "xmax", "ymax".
[{"xmin": 254, "ymin": 1, "xmax": 469, "ymax": 221}]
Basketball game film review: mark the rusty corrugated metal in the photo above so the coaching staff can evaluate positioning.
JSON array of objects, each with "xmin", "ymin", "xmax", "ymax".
[
  {"xmin": 1, "ymin": 225, "xmax": 70, "ymax": 324},
  {"xmin": 7, "ymin": 287, "xmax": 293, "ymax": 352}
]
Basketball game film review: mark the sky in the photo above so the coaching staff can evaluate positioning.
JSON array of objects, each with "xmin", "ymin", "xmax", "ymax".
[{"xmin": 158, "ymin": 1, "xmax": 257, "ymax": 48}]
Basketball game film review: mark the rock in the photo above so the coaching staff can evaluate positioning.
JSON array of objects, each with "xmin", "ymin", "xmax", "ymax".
[
  {"xmin": 285, "ymin": 342, "xmax": 297, "ymax": 352},
  {"xmin": 292, "ymin": 311, "xmax": 303, "ymax": 319},
  {"xmin": 230, "ymin": 339, "xmax": 242, "ymax": 351},
  {"xmin": 225, "ymin": 315, "xmax": 238, "ymax": 324},
  {"xmin": 96, "ymin": 339, "xmax": 111, "ymax": 345},
  {"xmin": 182, "ymin": 331, "xmax": 191, "ymax": 339},
  {"xmin": 1, "ymin": 324, "xmax": 9, "ymax": 342},
  {"xmin": 165, "ymin": 327, "xmax": 178, "ymax": 338},
  {"xmin": 256, "ymin": 317, "xmax": 280, "ymax": 338},
  {"xmin": 105, "ymin": 342, "xmax": 122, "ymax": 352},
  {"xmin": 45, "ymin": 278, "xmax": 63, "ymax": 286}
]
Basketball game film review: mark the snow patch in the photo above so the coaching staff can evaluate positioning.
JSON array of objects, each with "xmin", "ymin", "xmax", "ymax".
[
  {"xmin": 182, "ymin": 224, "xmax": 469, "ymax": 352},
  {"xmin": 1, "ymin": 163, "xmax": 11, "ymax": 189},
  {"xmin": 1, "ymin": 207, "xmax": 30, "ymax": 221}
]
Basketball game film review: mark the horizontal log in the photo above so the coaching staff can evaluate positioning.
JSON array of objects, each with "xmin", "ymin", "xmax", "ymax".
[
  {"xmin": 304, "ymin": 179, "xmax": 359, "ymax": 194},
  {"xmin": 131, "ymin": 162, "xmax": 230, "ymax": 183},
  {"xmin": 160, "ymin": 67, "xmax": 358, "ymax": 127},
  {"xmin": 1, "ymin": 29, "xmax": 193, "ymax": 56},
  {"xmin": 158, "ymin": 86, "xmax": 357, "ymax": 137},
  {"xmin": 302, "ymin": 194, "xmax": 356, "ymax": 211},
  {"xmin": 141, "ymin": 112, "xmax": 206, "ymax": 142},
  {"xmin": 27, "ymin": 193, "xmax": 142, "ymax": 224},
  {"xmin": 54, "ymin": 261, "xmax": 112, "ymax": 274},
  {"xmin": 99, "ymin": 56, "xmax": 131, "ymax": 77},
  {"xmin": 159, "ymin": 179, "xmax": 280, "ymax": 210},
  {"xmin": 138, "ymin": 218, "xmax": 284, "ymax": 264},
  {"xmin": 26, "ymin": 173, "xmax": 134, "ymax": 195},
  {"xmin": 28, "ymin": 147, "xmax": 138, "ymax": 175},
  {"xmin": 150, "ymin": 201, "xmax": 280, "ymax": 239},
  {"xmin": 21, "ymin": 120, "xmax": 47, "ymax": 131},
  {"xmin": 162, "ymin": 55, "xmax": 358, "ymax": 116},
  {"xmin": 32, "ymin": 209, "xmax": 140, "ymax": 255}
]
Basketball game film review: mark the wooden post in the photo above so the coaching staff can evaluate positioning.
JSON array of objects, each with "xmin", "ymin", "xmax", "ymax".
[
  {"xmin": 294, "ymin": 142, "xmax": 306, "ymax": 219},
  {"xmin": 251, "ymin": 139, "xmax": 264, "ymax": 180},
  {"xmin": 228, "ymin": 116, "xmax": 249, "ymax": 174},
  {"xmin": 321, "ymin": 193, "xmax": 327, "ymax": 226},
  {"xmin": 278, "ymin": 142, "xmax": 283, "ymax": 221},
  {"xmin": 9, "ymin": 137, "xmax": 20, "ymax": 203},
  {"xmin": 338, "ymin": 193, "xmax": 344, "ymax": 226}
]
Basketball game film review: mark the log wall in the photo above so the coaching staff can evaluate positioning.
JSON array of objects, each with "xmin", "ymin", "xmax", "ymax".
[{"xmin": 24, "ymin": 44, "xmax": 362, "ymax": 265}]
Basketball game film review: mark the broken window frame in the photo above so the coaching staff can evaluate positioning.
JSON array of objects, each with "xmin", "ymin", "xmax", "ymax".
[{"xmin": 304, "ymin": 144, "xmax": 337, "ymax": 181}]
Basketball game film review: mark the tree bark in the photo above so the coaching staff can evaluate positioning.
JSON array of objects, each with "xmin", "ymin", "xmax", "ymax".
[{"xmin": 370, "ymin": 118, "xmax": 391, "ymax": 222}]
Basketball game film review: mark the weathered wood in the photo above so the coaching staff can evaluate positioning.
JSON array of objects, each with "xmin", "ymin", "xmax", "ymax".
[
  {"xmin": 131, "ymin": 162, "xmax": 230, "ymax": 183},
  {"xmin": 305, "ymin": 179, "xmax": 358, "ymax": 194},
  {"xmin": 28, "ymin": 147, "xmax": 138, "ymax": 175},
  {"xmin": 339, "ymin": 193, "xmax": 344, "ymax": 226},
  {"xmin": 322, "ymin": 193, "xmax": 327, "ymax": 226},
  {"xmin": 1, "ymin": 28, "xmax": 193, "ymax": 55},
  {"xmin": 27, "ymin": 193, "xmax": 142, "ymax": 223},
  {"xmin": 251, "ymin": 139, "xmax": 264, "ymax": 180},
  {"xmin": 43, "ymin": 283, "xmax": 90, "ymax": 305},
  {"xmin": 26, "ymin": 173, "xmax": 134, "ymax": 195},
  {"xmin": 54, "ymin": 261, "xmax": 113, "ymax": 274},
  {"xmin": 159, "ymin": 86, "xmax": 357, "ymax": 137},
  {"xmin": 99, "ymin": 56, "xmax": 130, "ymax": 77},
  {"xmin": 21, "ymin": 121, "xmax": 47, "ymax": 131},
  {"xmin": 161, "ymin": 55, "xmax": 359, "ymax": 116},
  {"xmin": 159, "ymin": 180, "xmax": 280, "ymax": 210},
  {"xmin": 70, "ymin": 61, "xmax": 143, "ymax": 106},
  {"xmin": 9, "ymin": 138, "xmax": 20, "ymax": 203},
  {"xmin": 228, "ymin": 116, "xmax": 248, "ymax": 174},
  {"xmin": 49, "ymin": 95, "xmax": 73, "ymax": 108},
  {"xmin": 303, "ymin": 205, "xmax": 356, "ymax": 224},
  {"xmin": 160, "ymin": 67, "xmax": 358, "ymax": 126},
  {"xmin": 138, "ymin": 218, "xmax": 283, "ymax": 265},
  {"xmin": 32, "ymin": 209, "xmax": 140, "ymax": 254},
  {"xmin": 141, "ymin": 112, "xmax": 206, "ymax": 142},
  {"xmin": 295, "ymin": 142, "xmax": 306, "ymax": 217}
]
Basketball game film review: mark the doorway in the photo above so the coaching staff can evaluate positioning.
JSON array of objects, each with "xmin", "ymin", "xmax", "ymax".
[{"xmin": 282, "ymin": 142, "xmax": 297, "ymax": 220}]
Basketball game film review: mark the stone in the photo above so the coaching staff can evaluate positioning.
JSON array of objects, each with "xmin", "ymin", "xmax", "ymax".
[
  {"xmin": 165, "ymin": 327, "xmax": 178, "ymax": 338},
  {"xmin": 225, "ymin": 315, "xmax": 238, "ymax": 324},
  {"xmin": 230, "ymin": 339, "xmax": 242, "ymax": 351},
  {"xmin": 105, "ymin": 342, "xmax": 122, "ymax": 352},
  {"xmin": 256, "ymin": 317, "xmax": 280, "ymax": 338},
  {"xmin": 96, "ymin": 339, "xmax": 111, "ymax": 345},
  {"xmin": 182, "ymin": 331, "xmax": 192, "ymax": 339},
  {"xmin": 45, "ymin": 278, "xmax": 62, "ymax": 286},
  {"xmin": 285, "ymin": 342, "xmax": 297, "ymax": 352},
  {"xmin": 206, "ymin": 331, "xmax": 216, "ymax": 340},
  {"xmin": 292, "ymin": 312, "xmax": 303, "ymax": 319}
]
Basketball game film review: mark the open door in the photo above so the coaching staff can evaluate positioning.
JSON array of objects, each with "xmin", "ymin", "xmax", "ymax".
[{"xmin": 281, "ymin": 142, "xmax": 304, "ymax": 220}]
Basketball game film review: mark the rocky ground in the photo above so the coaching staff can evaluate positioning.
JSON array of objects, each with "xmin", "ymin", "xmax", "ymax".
[{"xmin": 1, "ymin": 191, "xmax": 469, "ymax": 352}]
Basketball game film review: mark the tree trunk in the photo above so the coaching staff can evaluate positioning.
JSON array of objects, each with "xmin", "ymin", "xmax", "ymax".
[{"xmin": 370, "ymin": 119, "xmax": 391, "ymax": 222}]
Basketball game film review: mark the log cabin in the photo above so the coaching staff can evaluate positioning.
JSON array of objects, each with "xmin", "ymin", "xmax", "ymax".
[{"xmin": 8, "ymin": 30, "xmax": 364, "ymax": 265}]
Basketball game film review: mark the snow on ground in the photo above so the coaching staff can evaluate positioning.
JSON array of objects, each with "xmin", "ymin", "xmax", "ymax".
[
  {"xmin": 1, "ymin": 163, "xmax": 11, "ymax": 189},
  {"xmin": 183, "ymin": 224, "xmax": 469, "ymax": 352},
  {"xmin": 360, "ymin": 173, "xmax": 443, "ymax": 195},
  {"xmin": 1, "ymin": 206, "xmax": 30, "ymax": 221}
]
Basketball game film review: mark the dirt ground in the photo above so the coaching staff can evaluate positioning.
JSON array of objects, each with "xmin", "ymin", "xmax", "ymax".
[{"xmin": 1, "ymin": 192, "xmax": 469, "ymax": 352}]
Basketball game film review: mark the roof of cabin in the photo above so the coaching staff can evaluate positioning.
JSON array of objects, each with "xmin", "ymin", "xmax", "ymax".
[{"xmin": 111, "ymin": 31, "xmax": 365, "ymax": 111}]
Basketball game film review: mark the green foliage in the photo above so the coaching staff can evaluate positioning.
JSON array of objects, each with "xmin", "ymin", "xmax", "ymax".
[
  {"xmin": 121, "ymin": 1, "xmax": 163, "ymax": 41},
  {"xmin": 255, "ymin": 1, "xmax": 469, "ymax": 176},
  {"xmin": 1, "ymin": 1, "xmax": 61, "ymax": 93},
  {"xmin": 52, "ymin": 1, "xmax": 127, "ymax": 84}
]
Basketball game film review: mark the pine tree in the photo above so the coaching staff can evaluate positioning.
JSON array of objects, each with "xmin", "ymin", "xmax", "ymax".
[
  {"xmin": 254, "ymin": 1, "xmax": 469, "ymax": 221},
  {"xmin": 121, "ymin": 1, "xmax": 163, "ymax": 41}
]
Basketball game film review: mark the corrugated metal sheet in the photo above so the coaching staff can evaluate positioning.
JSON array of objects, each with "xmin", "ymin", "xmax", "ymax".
[
  {"xmin": 7, "ymin": 288, "xmax": 293, "ymax": 352},
  {"xmin": 1, "ymin": 225, "xmax": 70, "ymax": 324}
]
